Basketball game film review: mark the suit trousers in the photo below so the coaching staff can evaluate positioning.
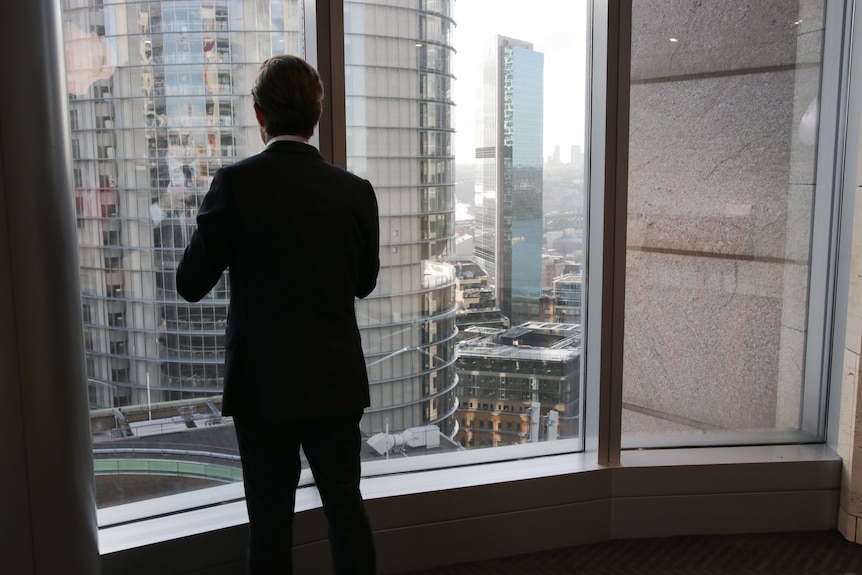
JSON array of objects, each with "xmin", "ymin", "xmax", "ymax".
[{"xmin": 233, "ymin": 413, "xmax": 377, "ymax": 575}]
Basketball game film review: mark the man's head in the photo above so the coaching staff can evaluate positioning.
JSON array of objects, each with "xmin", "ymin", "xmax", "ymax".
[{"xmin": 251, "ymin": 54, "xmax": 324, "ymax": 140}]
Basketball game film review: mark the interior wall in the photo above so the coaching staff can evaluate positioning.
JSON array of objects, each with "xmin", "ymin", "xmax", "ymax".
[{"xmin": 836, "ymin": 42, "xmax": 862, "ymax": 545}]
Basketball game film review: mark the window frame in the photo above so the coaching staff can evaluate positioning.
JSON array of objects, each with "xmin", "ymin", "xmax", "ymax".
[{"xmin": 93, "ymin": 0, "xmax": 855, "ymax": 561}]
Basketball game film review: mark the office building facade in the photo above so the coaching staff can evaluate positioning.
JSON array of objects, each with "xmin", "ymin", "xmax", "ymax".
[
  {"xmin": 66, "ymin": 0, "xmax": 307, "ymax": 409},
  {"xmin": 455, "ymin": 321, "xmax": 580, "ymax": 448},
  {"xmin": 345, "ymin": 0, "xmax": 460, "ymax": 436}
]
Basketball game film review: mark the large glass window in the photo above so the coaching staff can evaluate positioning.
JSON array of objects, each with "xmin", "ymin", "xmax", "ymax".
[
  {"xmin": 346, "ymin": 0, "xmax": 588, "ymax": 462},
  {"xmin": 59, "ymin": 0, "xmax": 844, "ymax": 540},
  {"xmin": 622, "ymin": 0, "xmax": 830, "ymax": 447},
  {"xmin": 63, "ymin": 0, "xmax": 590, "ymax": 518}
]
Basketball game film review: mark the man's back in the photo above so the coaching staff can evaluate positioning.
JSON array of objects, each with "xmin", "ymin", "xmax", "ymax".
[
  {"xmin": 177, "ymin": 54, "xmax": 379, "ymax": 575},
  {"xmin": 176, "ymin": 140, "xmax": 380, "ymax": 420}
]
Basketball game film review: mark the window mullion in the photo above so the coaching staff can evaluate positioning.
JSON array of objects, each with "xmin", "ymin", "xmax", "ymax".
[
  {"xmin": 309, "ymin": 0, "xmax": 347, "ymax": 168},
  {"xmin": 586, "ymin": 0, "xmax": 631, "ymax": 465}
]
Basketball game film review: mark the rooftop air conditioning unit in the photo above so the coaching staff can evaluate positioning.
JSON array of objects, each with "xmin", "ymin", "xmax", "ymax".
[{"xmin": 367, "ymin": 425, "xmax": 441, "ymax": 456}]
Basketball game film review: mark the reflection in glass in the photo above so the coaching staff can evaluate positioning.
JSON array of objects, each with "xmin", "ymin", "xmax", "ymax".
[{"xmin": 623, "ymin": 1, "xmax": 826, "ymax": 445}]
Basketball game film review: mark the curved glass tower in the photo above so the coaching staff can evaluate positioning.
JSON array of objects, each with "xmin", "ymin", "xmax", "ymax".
[
  {"xmin": 65, "ymin": 0, "xmax": 304, "ymax": 409},
  {"xmin": 345, "ymin": 0, "xmax": 459, "ymax": 437}
]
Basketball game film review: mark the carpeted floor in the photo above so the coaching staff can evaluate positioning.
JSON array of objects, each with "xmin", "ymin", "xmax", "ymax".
[{"xmin": 401, "ymin": 530, "xmax": 862, "ymax": 574}]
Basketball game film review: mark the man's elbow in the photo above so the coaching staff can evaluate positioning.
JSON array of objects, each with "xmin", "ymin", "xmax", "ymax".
[
  {"xmin": 176, "ymin": 279, "xmax": 205, "ymax": 303},
  {"xmin": 355, "ymin": 270, "xmax": 378, "ymax": 299},
  {"xmin": 176, "ymin": 263, "xmax": 206, "ymax": 303},
  {"xmin": 356, "ymin": 280, "xmax": 377, "ymax": 299}
]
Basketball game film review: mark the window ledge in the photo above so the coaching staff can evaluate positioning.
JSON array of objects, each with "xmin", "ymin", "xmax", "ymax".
[{"xmin": 100, "ymin": 443, "xmax": 842, "ymax": 560}]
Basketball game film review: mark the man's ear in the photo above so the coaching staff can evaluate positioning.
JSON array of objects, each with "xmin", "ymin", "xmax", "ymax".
[{"xmin": 253, "ymin": 103, "xmax": 266, "ymax": 127}]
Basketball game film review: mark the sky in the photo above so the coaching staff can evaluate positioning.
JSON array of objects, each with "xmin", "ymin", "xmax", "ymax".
[{"xmin": 450, "ymin": 0, "xmax": 590, "ymax": 163}]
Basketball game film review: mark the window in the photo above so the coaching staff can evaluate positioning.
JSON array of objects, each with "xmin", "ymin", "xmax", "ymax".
[
  {"xmin": 348, "ymin": 0, "xmax": 587, "ymax": 463},
  {"xmin": 621, "ymin": 1, "xmax": 830, "ymax": 448},
  {"xmin": 55, "ymin": 0, "xmax": 847, "ymax": 542}
]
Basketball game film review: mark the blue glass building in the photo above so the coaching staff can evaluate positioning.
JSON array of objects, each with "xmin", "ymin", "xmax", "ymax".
[{"xmin": 475, "ymin": 36, "xmax": 544, "ymax": 324}]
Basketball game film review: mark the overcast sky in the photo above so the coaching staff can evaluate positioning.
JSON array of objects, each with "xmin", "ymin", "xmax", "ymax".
[{"xmin": 450, "ymin": 0, "xmax": 590, "ymax": 163}]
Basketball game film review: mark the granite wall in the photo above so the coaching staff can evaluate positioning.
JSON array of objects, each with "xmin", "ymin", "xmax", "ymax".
[{"xmin": 622, "ymin": 0, "xmax": 825, "ymax": 435}]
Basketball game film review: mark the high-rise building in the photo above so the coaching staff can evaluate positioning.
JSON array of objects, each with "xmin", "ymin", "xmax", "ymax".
[
  {"xmin": 66, "ymin": 1, "xmax": 308, "ymax": 410},
  {"xmin": 67, "ymin": 0, "xmax": 459, "ymax": 437},
  {"xmin": 474, "ymin": 35, "xmax": 544, "ymax": 325},
  {"xmin": 345, "ymin": 0, "xmax": 459, "ymax": 437}
]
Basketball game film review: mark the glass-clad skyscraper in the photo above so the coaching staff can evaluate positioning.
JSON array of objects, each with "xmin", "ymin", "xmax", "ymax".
[
  {"xmin": 345, "ymin": 0, "xmax": 460, "ymax": 437},
  {"xmin": 65, "ymin": 0, "xmax": 305, "ymax": 409},
  {"xmin": 475, "ymin": 35, "xmax": 544, "ymax": 325}
]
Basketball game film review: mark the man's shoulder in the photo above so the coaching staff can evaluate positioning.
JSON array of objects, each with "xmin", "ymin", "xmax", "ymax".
[
  {"xmin": 216, "ymin": 147, "xmax": 372, "ymax": 189},
  {"xmin": 219, "ymin": 151, "xmax": 268, "ymax": 173},
  {"xmin": 327, "ymin": 162, "xmax": 371, "ymax": 187}
]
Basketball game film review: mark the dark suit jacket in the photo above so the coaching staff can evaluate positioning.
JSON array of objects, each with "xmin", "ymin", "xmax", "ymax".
[{"xmin": 176, "ymin": 140, "xmax": 380, "ymax": 421}]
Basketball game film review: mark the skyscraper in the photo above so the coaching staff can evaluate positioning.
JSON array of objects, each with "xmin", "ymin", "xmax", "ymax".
[
  {"xmin": 66, "ymin": 0, "xmax": 458, "ymax": 437},
  {"xmin": 475, "ymin": 35, "xmax": 544, "ymax": 325},
  {"xmin": 66, "ymin": 0, "xmax": 306, "ymax": 410},
  {"xmin": 345, "ymin": 0, "xmax": 459, "ymax": 437}
]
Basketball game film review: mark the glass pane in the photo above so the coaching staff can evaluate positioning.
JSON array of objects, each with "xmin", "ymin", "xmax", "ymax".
[
  {"xmin": 63, "ymin": 0, "xmax": 590, "ymax": 517},
  {"xmin": 622, "ymin": 1, "xmax": 827, "ymax": 447},
  {"xmin": 347, "ymin": 0, "xmax": 589, "ymax": 463},
  {"xmin": 63, "ymin": 0, "xmax": 306, "ymax": 509}
]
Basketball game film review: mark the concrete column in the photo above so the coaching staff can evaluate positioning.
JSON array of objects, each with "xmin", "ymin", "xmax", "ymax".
[
  {"xmin": 0, "ymin": 0, "xmax": 101, "ymax": 573},
  {"xmin": 837, "ymin": 192, "xmax": 862, "ymax": 541},
  {"xmin": 837, "ymin": 76, "xmax": 862, "ymax": 544}
]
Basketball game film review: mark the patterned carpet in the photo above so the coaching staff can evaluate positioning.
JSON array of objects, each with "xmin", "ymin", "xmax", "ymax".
[{"xmin": 402, "ymin": 531, "xmax": 862, "ymax": 574}]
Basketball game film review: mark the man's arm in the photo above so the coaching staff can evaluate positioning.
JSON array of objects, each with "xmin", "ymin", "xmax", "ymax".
[
  {"xmin": 176, "ymin": 170, "xmax": 237, "ymax": 303},
  {"xmin": 355, "ymin": 181, "xmax": 380, "ymax": 299}
]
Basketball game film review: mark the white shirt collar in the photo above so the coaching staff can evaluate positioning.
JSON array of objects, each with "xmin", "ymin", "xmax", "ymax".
[{"xmin": 265, "ymin": 134, "xmax": 311, "ymax": 148}]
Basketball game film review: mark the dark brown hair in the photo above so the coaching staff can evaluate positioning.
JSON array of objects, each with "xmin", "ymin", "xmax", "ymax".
[{"xmin": 251, "ymin": 54, "xmax": 324, "ymax": 139}]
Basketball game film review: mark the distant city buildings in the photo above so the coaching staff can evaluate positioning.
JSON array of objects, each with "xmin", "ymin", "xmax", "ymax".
[
  {"xmin": 452, "ymin": 259, "xmax": 509, "ymax": 337},
  {"xmin": 553, "ymin": 273, "xmax": 583, "ymax": 325},
  {"xmin": 458, "ymin": 35, "xmax": 583, "ymax": 449}
]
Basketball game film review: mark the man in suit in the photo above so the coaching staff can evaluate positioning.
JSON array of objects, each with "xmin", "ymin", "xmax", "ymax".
[{"xmin": 176, "ymin": 54, "xmax": 379, "ymax": 575}]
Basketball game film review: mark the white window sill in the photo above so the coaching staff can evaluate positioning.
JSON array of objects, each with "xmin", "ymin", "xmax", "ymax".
[{"xmin": 99, "ymin": 442, "xmax": 841, "ymax": 556}]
